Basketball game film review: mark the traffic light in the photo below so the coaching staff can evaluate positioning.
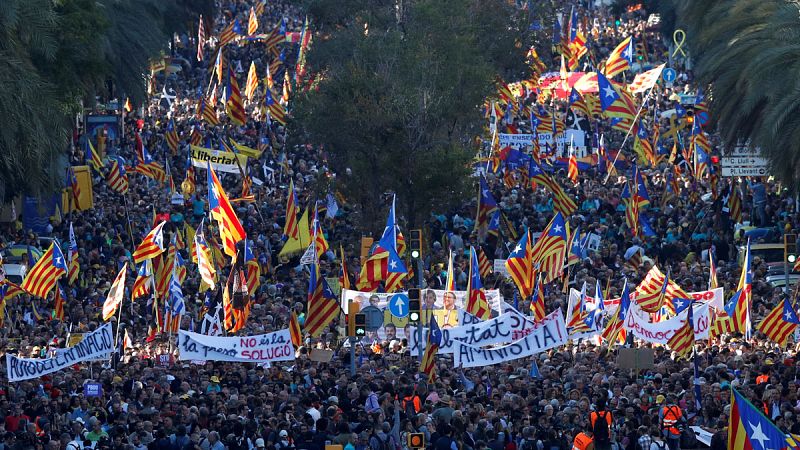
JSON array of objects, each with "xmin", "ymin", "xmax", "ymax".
[
  {"xmin": 786, "ymin": 234, "xmax": 797, "ymax": 266},
  {"xmin": 347, "ymin": 301, "xmax": 360, "ymax": 337},
  {"xmin": 354, "ymin": 313, "xmax": 367, "ymax": 337},
  {"xmin": 634, "ymin": 42, "xmax": 646, "ymax": 61},
  {"xmin": 407, "ymin": 433, "xmax": 425, "ymax": 449},
  {"xmin": 409, "ymin": 229, "xmax": 423, "ymax": 259},
  {"xmin": 408, "ymin": 288, "xmax": 421, "ymax": 323}
]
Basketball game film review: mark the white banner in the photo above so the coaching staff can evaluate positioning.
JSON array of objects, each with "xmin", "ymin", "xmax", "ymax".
[
  {"xmin": 408, "ymin": 308, "xmax": 534, "ymax": 354},
  {"xmin": 452, "ymin": 310, "xmax": 568, "ymax": 368},
  {"xmin": 190, "ymin": 145, "xmax": 248, "ymax": 174},
  {"xmin": 177, "ymin": 329, "xmax": 295, "ymax": 363},
  {"xmin": 498, "ymin": 133, "xmax": 535, "ymax": 150},
  {"xmin": 566, "ymin": 287, "xmax": 724, "ymax": 315},
  {"xmin": 7, "ymin": 324, "xmax": 114, "ymax": 382},
  {"xmin": 625, "ymin": 302, "xmax": 710, "ymax": 344},
  {"xmin": 340, "ymin": 288, "xmax": 503, "ymax": 339}
]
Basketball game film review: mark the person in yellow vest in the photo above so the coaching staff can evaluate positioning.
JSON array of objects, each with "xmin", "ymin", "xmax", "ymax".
[{"xmin": 573, "ymin": 424, "xmax": 595, "ymax": 450}]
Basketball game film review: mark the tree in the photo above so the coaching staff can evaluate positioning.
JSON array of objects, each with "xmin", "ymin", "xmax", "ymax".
[
  {"xmin": 0, "ymin": 0, "xmax": 208, "ymax": 201},
  {"xmin": 666, "ymin": 0, "xmax": 800, "ymax": 187},
  {"xmin": 291, "ymin": 0, "xmax": 528, "ymax": 229}
]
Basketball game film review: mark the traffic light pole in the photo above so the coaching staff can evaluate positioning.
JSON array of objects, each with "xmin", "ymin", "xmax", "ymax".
[{"xmin": 417, "ymin": 257, "xmax": 423, "ymax": 363}]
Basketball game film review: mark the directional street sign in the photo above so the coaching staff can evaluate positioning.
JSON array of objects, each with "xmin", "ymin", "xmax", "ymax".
[
  {"xmin": 389, "ymin": 293, "xmax": 409, "ymax": 318},
  {"xmin": 721, "ymin": 166, "xmax": 768, "ymax": 177},
  {"xmin": 662, "ymin": 68, "xmax": 677, "ymax": 83},
  {"xmin": 721, "ymin": 155, "xmax": 768, "ymax": 177}
]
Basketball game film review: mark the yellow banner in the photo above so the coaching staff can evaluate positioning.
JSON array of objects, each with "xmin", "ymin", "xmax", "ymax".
[
  {"xmin": 230, "ymin": 140, "xmax": 263, "ymax": 159},
  {"xmin": 190, "ymin": 145, "xmax": 248, "ymax": 174},
  {"xmin": 62, "ymin": 165, "xmax": 94, "ymax": 212}
]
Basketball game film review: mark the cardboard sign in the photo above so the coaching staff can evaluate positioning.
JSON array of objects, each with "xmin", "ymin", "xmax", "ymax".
[
  {"xmin": 309, "ymin": 349, "xmax": 334, "ymax": 363},
  {"xmin": 617, "ymin": 348, "xmax": 655, "ymax": 370}
]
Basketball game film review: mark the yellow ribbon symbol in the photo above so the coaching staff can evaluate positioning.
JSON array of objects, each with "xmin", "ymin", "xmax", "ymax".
[{"xmin": 672, "ymin": 29, "xmax": 687, "ymax": 58}]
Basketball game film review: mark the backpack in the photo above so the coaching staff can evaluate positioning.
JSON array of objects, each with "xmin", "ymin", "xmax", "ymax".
[
  {"xmin": 593, "ymin": 411, "xmax": 610, "ymax": 444},
  {"xmin": 403, "ymin": 396, "xmax": 419, "ymax": 420},
  {"xmin": 372, "ymin": 433, "xmax": 392, "ymax": 450},
  {"xmin": 679, "ymin": 427, "xmax": 697, "ymax": 449},
  {"xmin": 653, "ymin": 441, "xmax": 667, "ymax": 450},
  {"xmin": 521, "ymin": 439, "xmax": 537, "ymax": 450}
]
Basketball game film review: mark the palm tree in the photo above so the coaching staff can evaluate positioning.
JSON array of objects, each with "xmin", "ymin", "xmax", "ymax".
[{"xmin": 668, "ymin": 0, "xmax": 800, "ymax": 186}]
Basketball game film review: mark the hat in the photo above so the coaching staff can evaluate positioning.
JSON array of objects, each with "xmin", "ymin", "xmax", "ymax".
[
  {"xmin": 656, "ymin": 395, "xmax": 666, "ymax": 404},
  {"xmin": 279, "ymin": 430, "xmax": 288, "ymax": 438},
  {"xmin": 166, "ymin": 375, "xmax": 175, "ymax": 382},
  {"xmin": 256, "ymin": 438, "xmax": 265, "ymax": 447},
  {"xmin": 327, "ymin": 396, "xmax": 339, "ymax": 404},
  {"xmin": 112, "ymin": 376, "xmax": 123, "ymax": 384},
  {"xmin": 210, "ymin": 376, "xmax": 220, "ymax": 383},
  {"xmin": 766, "ymin": 359, "xmax": 774, "ymax": 365}
]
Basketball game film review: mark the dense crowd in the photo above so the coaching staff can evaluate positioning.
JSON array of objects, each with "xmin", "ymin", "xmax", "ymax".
[{"xmin": 0, "ymin": 1, "xmax": 797, "ymax": 450}]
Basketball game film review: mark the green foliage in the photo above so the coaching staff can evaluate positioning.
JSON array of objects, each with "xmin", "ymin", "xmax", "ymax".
[
  {"xmin": 667, "ymin": 0, "xmax": 800, "ymax": 188},
  {"xmin": 292, "ymin": 0, "xmax": 527, "ymax": 229},
  {"xmin": 0, "ymin": 0, "xmax": 205, "ymax": 200}
]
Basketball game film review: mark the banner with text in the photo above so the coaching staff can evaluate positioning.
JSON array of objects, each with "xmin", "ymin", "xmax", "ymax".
[
  {"xmin": 625, "ymin": 302, "xmax": 710, "ymax": 345},
  {"xmin": 7, "ymin": 324, "xmax": 114, "ymax": 382},
  {"xmin": 452, "ymin": 310, "xmax": 568, "ymax": 368},
  {"xmin": 408, "ymin": 308, "xmax": 535, "ymax": 354},
  {"xmin": 178, "ymin": 329, "xmax": 295, "ymax": 363},
  {"xmin": 190, "ymin": 145, "xmax": 249, "ymax": 174}
]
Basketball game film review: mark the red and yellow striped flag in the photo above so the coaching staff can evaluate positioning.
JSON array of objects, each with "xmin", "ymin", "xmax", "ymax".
[
  {"xmin": 21, "ymin": 242, "xmax": 68, "ymax": 298},
  {"xmin": 132, "ymin": 221, "xmax": 167, "ymax": 264},
  {"xmin": 207, "ymin": 163, "xmax": 246, "ymax": 258},
  {"xmin": 290, "ymin": 312, "xmax": 302, "ymax": 348},
  {"xmin": 245, "ymin": 61, "xmax": 258, "ymax": 100}
]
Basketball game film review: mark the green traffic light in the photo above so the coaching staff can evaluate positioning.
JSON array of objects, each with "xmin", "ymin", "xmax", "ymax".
[{"xmin": 789, "ymin": 254, "xmax": 797, "ymax": 263}]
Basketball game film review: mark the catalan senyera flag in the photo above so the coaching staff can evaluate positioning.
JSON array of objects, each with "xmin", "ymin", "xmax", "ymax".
[
  {"xmin": 602, "ymin": 279, "xmax": 631, "ymax": 346},
  {"xmin": 477, "ymin": 175, "xmax": 498, "ymax": 230},
  {"xmin": 305, "ymin": 260, "xmax": 340, "ymax": 337},
  {"xmin": 466, "ymin": 246, "xmax": 491, "ymax": 320},
  {"xmin": 199, "ymin": 96, "xmax": 219, "ymax": 126},
  {"xmin": 165, "ymin": 120, "xmax": 179, "ymax": 154},
  {"xmin": 289, "ymin": 312, "xmax": 302, "ymax": 348},
  {"xmin": 197, "ymin": 15, "xmax": 206, "ymax": 61},
  {"xmin": 207, "ymin": 162, "xmax": 246, "ymax": 258},
  {"xmin": 529, "ymin": 158, "xmax": 577, "ymax": 216},
  {"xmin": 131, "ymin": 260, "xmax": 153, "ymax": 301},
  {"xmin": 666, "ymin": 302, "xmax": 695, "ymax": 358},
  {"xmin": 568, "ymin": 88, "xmax": 591, "ymax": 117},
  {"xmin": 21, "ymin": 242, "xmax": 67, "ymax": 298},
  {"xmin": 106, "ymin": 156, "xmax": 129, "ymax": 195},
  {"xmin": 86, "ymin": 139, "xmax": 104, "ymax": 172},
  {"xmin": 530, "ymin": 274, "xmax": 546, "ymax": 321},
  {"xmin": 603, "ymin": 36, "xmax": 633, "ymax": 78},
  {"xmin": 709, "ymin": 249, "xmax": 719, "ymax": 290},
  {"xmin": 244, "ymin": 239, "xmax": 260, "ymax": 294},
  {"xmin": 67, "ymin": 167, "xmax": 81, "ymax": 210},
  {"xmin": 132, "ymin": 221, "xmax": 167, "ymax": 264},
  {"xmin": 477, "ymin": 247, "xmax": 492, "ymax": 279},
  {"xmin": 757, "ymin": 298, "xmax": 800, "ymax": 347},
  {"xmin": 597, "ymin": 73, "xmax": 636, "ymax": 122},
  {"xmin": 444, "ymin": 251, "xmax": 455, "ymax": 292},
  {"xmin": 247, "ymin": 6, "xmax": 258, "ymax": 35},
  {"xmin": 245, "ymin": 61, "xmax": 258, "ymax": 100},
  {"xmin": 53, "ymin": 283, "xmax": 65, "ymax": 321},
  {"xmin": 338, "ymin": 246, "xmax": 351, "ymax": 290},
  {"xmin": 283, "ymin": 179, "xmax": 300, "ymax": 240},
  {"xmin": 67, "ymin": 222, "xmax": 80, "ymax": 285},
  {"xmin": 636, "ymin": 269, "xmax": 670, "ymax": 314},
  {"xmin": 505, "ymin": 229, "xmax": 534, "ymax": 299},
  {"xmin": 728, "ymin": 387, "xmax": 791, "ymax": 450},
  {"xmin": 312, "ymin": 218, "xmax": 329, "ymax": 261},
  {"xmin": 566, "ymin": 225, "xmax": 582, "ymax": 266},
  {"xmin": 420, "ymin": 315, "xmax": 442, "ymax": 383},
  {"xmin": 218, "ymin": 19, "xmax": 241, "ymax": 47},
  {"xmin": 225, "ymin": 68, "xmax": 247, "ymax": 126},
  {"xmin": 567, "ymin": 149, "xmax": 578, "ymax": 184},
  {"xmin": 724, "ymin": 239, "xmax": 752, "ymax": 337},
  {"xmin": 102, "ymin": 263, "xmax": 127, "ymax": 321},
  {"xmin": 530, "ymin": 212, "xmax": 568, "ymax": 284},
  {"xmin": 195, "ymin": 225, "xmax": 217, "ymax": 290}
]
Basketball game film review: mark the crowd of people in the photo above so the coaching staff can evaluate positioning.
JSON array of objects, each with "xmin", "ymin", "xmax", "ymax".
[{"xmin": 0, "ymin": 0, "xmax": 798, "ymax": 449}]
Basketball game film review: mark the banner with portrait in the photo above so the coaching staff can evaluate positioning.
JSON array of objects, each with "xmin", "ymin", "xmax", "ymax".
[{"xmin": 340, "ymin": 288, "xmax": 504, "ymax": 340}]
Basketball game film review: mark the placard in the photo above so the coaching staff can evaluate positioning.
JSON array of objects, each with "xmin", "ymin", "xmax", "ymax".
[
  {"xmin": 617, "ymin": 348, "xmax": 655, "ymax": 370},
  {"xmin": 178, "ymin": 329, "xmax": 295, "ymax": 363},
  {"xmin": 7, "ymin": 324, "xmax": 114, "ymax": 382},
  {"xmin": 452, "ymin": 310, "xmax": 568, "ymax": 368},
  {"xmin": 493, "ymin": 260, "xmax": 509, "ymax": 278},
  {"xmin": 83, "ymin": 382, "xmax": 103, "ymax": 397},
  {"xmin": 309, "ymin": 349, "xmax": 334, "ymax": 362}
]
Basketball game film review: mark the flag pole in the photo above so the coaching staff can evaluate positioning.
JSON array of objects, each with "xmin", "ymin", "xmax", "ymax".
[
  {"xmin": 114, "ymin": 292, "xmax": 125, "ymax": 355},
  {"xmin": 603, "ymin": 83, "xmax": 658, "ymax": 184}
]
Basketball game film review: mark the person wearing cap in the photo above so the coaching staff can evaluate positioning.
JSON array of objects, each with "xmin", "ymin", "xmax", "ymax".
[
  {"xmin": 206, "ymin": 376, "xmax": 221, "ymax": 393},
  {"xmin": 275, "ymin": 430, "xmax": 294, "ymax": 450}
]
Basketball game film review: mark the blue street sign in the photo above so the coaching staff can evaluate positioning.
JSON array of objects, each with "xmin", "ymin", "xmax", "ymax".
[
  {"xmin": 662, "ymin": 68, "xmax": 677, "ymax": 83},
  {"xmin": 388, "ymin": 293, "xmax": 409, "ymax": 318}
]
